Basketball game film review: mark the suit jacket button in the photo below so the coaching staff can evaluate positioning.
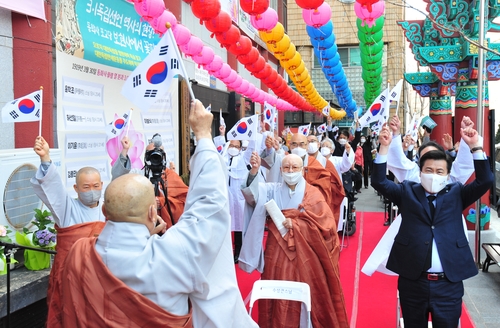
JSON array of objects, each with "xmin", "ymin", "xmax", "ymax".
[{"xmin": 425, "ymin": 241, "xmax": 430, "ymax": 245}]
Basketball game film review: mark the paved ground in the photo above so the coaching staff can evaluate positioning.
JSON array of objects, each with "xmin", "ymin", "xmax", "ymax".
[{"xmin": 354, "ymin": 184, "xmax": 500, "ymax": 327}]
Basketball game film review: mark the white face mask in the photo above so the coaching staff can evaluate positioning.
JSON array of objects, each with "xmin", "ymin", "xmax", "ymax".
[
  {"xmin": 282, "ymin": 171, "xmax": 303, "ymax": 186},
  {"xmin": 320, "ymin": 147, "xmax": 331, "ymax": 157},
  {"xmin": 291, "ymin": 147, "xmax": 307, "ymax": 158},
  {"xmin": 79, "ymin": 190, "xmax": 101, "ymax": 207},
  {"xmin": 227, "ymin": 147, "xmax": 240, "ymax": 157},
  {"xmin": 420, "ymin": 173, "xmax": 448, "ymax": 194},
  {"xmin": 360, "ymin": 138, "xmax": 366, "ymax": 143},
  {"xmin": 338, "ymin": 139, "xmax": 347, "ymax": 146},
  {"xmin": 307, "ymin": 142, "xmax": 318, "ymax": 154}
]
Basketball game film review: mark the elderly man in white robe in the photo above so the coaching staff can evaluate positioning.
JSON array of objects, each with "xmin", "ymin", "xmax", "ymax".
[
  {"xmin": 240, "ymin": 153, "xmax": 349, "ymax": 328},
  {"xmin": 320, "ymin": 137, "xmax": 355, "ymax": 175},
  {"xmin": 31, "ymin": 136, "xmax": 106, "ymax": 327},
  {"xmin": 362, "ymin": 115, "xmax": 476, "ymax": 276},
  {"xmin": 61, "ymin": 99, "xmax": 258, "ymax": 328}
]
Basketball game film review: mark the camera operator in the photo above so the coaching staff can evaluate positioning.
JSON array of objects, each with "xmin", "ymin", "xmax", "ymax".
[{"xmin": 111, "ymin": 134, "xmax": 188, "ymax": 229}]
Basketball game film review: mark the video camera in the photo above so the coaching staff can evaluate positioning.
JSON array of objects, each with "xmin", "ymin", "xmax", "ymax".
[{"xmin": 144, "ymin": 133, "xmax": 167, "ymax": 181}]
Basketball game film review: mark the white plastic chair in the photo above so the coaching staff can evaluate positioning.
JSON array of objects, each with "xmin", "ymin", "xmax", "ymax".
[
  {"xmin": 338, "ymin": 197, "xmax": 349, "ymax": 250},
  {"xmin": 248, "ymin": 280, "xmax": 312, "ymax": 328}
]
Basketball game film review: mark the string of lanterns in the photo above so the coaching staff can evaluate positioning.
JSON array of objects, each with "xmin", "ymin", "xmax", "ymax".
[
  {"xmin": 300, "ymin": 1, "xmax": 357, "ymax": 118},
  {"xmin": 132, "ymin": 0, "xmax": 300, "ymax": 111},
  {"xmin": 354, "ymin": 0, "xmax": 385, "ymax": 106}
]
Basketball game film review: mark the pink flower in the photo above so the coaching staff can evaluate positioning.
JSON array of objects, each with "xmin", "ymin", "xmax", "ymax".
[
  {"xmin": 106, "ymin": 119, "xmax": 145, "ymax": 170},
  {"xmin": 0, "ymin": 225, "xmax": 7, "ymax": 237}
]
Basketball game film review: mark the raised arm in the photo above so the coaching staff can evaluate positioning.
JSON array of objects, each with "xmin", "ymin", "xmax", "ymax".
[
  {"xmin": 111, "ymin": 136, "xmax": 132, "ymax": 180},
  {"xmin": 386, "ymin": 115, "xmax": 419, "ymax": 182}
]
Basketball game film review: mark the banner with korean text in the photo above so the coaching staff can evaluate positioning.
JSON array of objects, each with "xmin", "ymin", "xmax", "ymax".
[{"xmin": 56, "ymin": 0, "xmax": 179, "ymax": 197}]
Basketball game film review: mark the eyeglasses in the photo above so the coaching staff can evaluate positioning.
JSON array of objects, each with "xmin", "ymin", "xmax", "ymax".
[
  {"xmin": 282, "ymin": 165, "xmax": 303, "ymax": 172},
  {"xmin": 290, "ymin": 142, "xmax": 307, "ymax": 148},
  {"xmin": 228, "ymin": 144, "xmax": 241, "ymax": 149}
]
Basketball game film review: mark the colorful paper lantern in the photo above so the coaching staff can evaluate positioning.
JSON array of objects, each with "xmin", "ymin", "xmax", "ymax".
[
  {"xmin": 203, "ymin": 55, "xmax": 223, "ymax": 73},
  {"xmin": 356, "ymin": 0, "xmax": 380, "ymax": 12},
  {"xmin": 215, "ymin": 25, "xmax": 240, "ymax": 48},
  {"xmin": 295, "ymin": 0, "xmax": 324, "ymax": 10},
  {"xmin": 191, "ymin": 0, "xmax": 221, "ymax": 23},
  {"xmin": 240, "ymin": 0, "xmax": 270, "ymax": 16},
  {"xmin": 245, "ymin": 56, "xmax": 266, "ymax": 72},
  {"xmin": 237, "ymin": 48, "xmax": 260, "ymax": 65},
  {"xmin": 134, "ymin": 0, "xmax": 166, "ymax": 21},
  {"xmin": 306, "ymin": 21, "xmax": 333, "ymax": 40},
  {"xmin": 205, "ymin": 11, "xmax": 232, "ymax": 35},
  {"xmin": 302, "ymin": 2, "xmax": 331, "ymax": 28},
  {"xmin": 259, "ymin": 23, "xmax": 285, "ymax": 44},
  {"xmin": 222, "ymin": 70, "xmax": 238, "ymax": 84},
  {"xmin": 228, "ymin": 36, "xmax": 253, "ymax": 56},
  {"xmin": 150, "ymin": 10, "xmax": 177, "ymax": 35},
  {"xmin": 237, "ymin": 80, "xmax": 250, "ymax": 95},
  {"xmin": 250, "ymin": 8, "xmax": 279, "ymax": 31},
  {"xmin": 192, "ymin": 46, "xmax": 215, "ymax": 66},
  {"xmin": 214, "ymin": 63, "xmax": 232, "ymax": 79},
  {"xmin": 172, "ymin": 24, "xmax": 191, "ymax": 46},
  {"xmin": 271, "ymin": 35, "xmax": 291, "ymax": 55},
  {"xmin": 355, "ymin": 2, "xmax": 385, "ymax": 28},
  {"xmin": 180, "ymin": 36, "xmax": 204, "ymax": 56}
]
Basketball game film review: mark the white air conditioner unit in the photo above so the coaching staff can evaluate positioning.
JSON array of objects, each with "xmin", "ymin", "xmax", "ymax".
[{"xmin": 0, "ymin": 148, "xmax": 61, "ymax": 240}]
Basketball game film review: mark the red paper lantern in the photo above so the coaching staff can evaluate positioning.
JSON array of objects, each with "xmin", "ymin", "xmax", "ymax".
[
  {"xmin": 357, "ymin": 0, "xmax": 380, "ymax": 12},
  {"xmin": 228, "ymin": 36, "xmax": 252, "ymax": 56},
  {"xmin": 205, "ymin": 11, "xmax": 232, "ymax": 35},
  {"xmin": 215, "ymin": 26, "xmax": 240, "ymax": 48},
  {"xmin": 191, "ymin": 0, "xmax": 221, "ymax": 23},
  {"xmin": 263, "ymin": 70, "xmax": 278, "ymax": 86},
  {"xmin": 237, "ymin": 48, "xmax": 259, "ymax": 65},
  {"xmin": 254, "ymin": 64, "xmax": 272, "ymax": 79},
  {"xmin": 245, "ymin": 56, "xmax": 265, "ymax": 72},
  {"xmin": 240, "ymin": 0, "xmax": 269, "ymax": 16},
  {"xmin": 295, "ymin": 0, "xmax": 324, "ymax": 10}
]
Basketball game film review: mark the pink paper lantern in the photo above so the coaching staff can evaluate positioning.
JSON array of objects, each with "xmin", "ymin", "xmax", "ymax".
[
  {"xmin": 203, "ymin": 55, "xmax": 223, "ymax": 73},
  {"xmin": 180, "ymin": 36, "xmax": 204, "ymax": 57},
  {"xmin": 222, "ymin": 70, "xmax": 238, "ymax": 84},
  {"xmin": 246, "ymin": 84, "xmax": 256, "ymax": 97},
  {"xmin": 172, "ymin": 24, "xmax": 191, "ymax": 46},
  {"xmin": 134, "ymin": 0, "xmax": 166, "ymax": 21},
  {"xmin": 250, "ymin": 8, "xmax": 279, "ymax": 32},
  {"xmin": 214, "ymin": 63, "xmax": 232, "ymax": 79},
  {"xmin": 354, "ymin": 1, "xmax": 385, "ymax": 27},
  {"xmin": 254, "ymin": 91, "xmax": 266, "ymax": 104},
  {"xmin": 237, "ymin": 80, "xmax": 250, "ymax": 95},
  {"xmin": 228, "ymin": 75, "xmax": 243, "ymax": 90},
  {"xmin": 302, "ymin": 3, "xmax": 331, "ymax": 28},
  {"xmin": 192, "ymin": 46, "xmax": 215, "ymax": 66},
  {"xmin": 150, "ymin": 10, "xmax": 177, "ymax": 35}
]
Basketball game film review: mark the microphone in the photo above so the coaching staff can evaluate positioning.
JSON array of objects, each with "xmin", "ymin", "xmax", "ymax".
[{"xmin": 152, "ymin": 133, "xmax": 162, "ymax": 148}]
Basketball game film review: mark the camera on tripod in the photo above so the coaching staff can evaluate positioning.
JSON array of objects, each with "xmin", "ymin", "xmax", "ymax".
[{"xmin": 144, "ymin": 133, "xmax": 167, "ymax": 181}]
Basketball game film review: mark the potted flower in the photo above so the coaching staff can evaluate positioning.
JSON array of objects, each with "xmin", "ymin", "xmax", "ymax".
[
  {"xmin": 15, "ymin": 209, "xmax": 56, "ymax": 270},
  {"xmin": 0, "ymin": 224, "xmax": 16, "ymax": 275}
]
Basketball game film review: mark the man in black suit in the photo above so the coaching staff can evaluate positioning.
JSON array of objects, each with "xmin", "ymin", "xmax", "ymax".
[{"xmin": 371, "ymin": 125, "xmax": 493, "ymax": 328}]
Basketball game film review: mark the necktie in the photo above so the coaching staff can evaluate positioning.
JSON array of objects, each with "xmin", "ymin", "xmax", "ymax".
[
  {"xmin": 228, "ymin": 157, "xmax": 233, "ymax": 186},
  {"xmin": 424, "ymin": 195, "xmax": 436, "ymax": 271}
]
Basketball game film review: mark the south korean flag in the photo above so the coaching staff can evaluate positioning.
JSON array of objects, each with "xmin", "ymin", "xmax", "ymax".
[
  {"xmin": 121, "ymin": 31, "xmax": 184, "ymax": 112},
  {"xmin": 227, "ymin": 115, "xmax": 259, "ymax": 141}
]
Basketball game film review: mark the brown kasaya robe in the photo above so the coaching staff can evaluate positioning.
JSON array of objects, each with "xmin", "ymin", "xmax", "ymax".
[
  {"xmin": 258, "ymin": 183, "xmax": 349, "ymax": 328},
  {"xmin": 61, "ymin": 238, "xmax": 193, "ymax": 328},
  {"xmin": 325, "ymin": 159, "xmax": 346, "ymax": 226},
  {"xmin": 157, "ymin": 169, "xmax": 189, "ymax": 228},
  {"xmin": 46, "ymin": 221, "xmax": 105, "ymax": 328}
]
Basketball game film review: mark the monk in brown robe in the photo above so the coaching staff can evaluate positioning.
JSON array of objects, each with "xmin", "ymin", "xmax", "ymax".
[{"xmin": 242, "ymin": 153, "xmax": 349, "ymax": 328}]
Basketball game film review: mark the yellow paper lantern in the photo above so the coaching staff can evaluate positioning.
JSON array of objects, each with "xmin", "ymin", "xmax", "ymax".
[
  {"xmin": 271, "ymin": 34, "xmax": 291, "ymax": 55},
  {"xmin": 259, "ymin": 23, "xmax": 284, "ymax": 45},
  {"xmin": 275, "ymin": 43, "xmax": 296, "ymax": 60},
  {"xmin": 281, "ymin": 52, "xmax": 302, "ymax": 70}
]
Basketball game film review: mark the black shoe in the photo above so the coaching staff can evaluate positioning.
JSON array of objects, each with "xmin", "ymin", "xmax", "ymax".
[
  {"xmin": 364, "ymin": 186, "xmax": 369, "ymax": 189},
  {"xmin": 353, "ymin": 197, "xmax": 358, "ymax": 201},
  {"xmin": 356, "ymin": 189, "xmax": 361, "ymax": 194},
  {"xmin": 383, "ymin": 220, "xmax": 391, "ymax": 226}
]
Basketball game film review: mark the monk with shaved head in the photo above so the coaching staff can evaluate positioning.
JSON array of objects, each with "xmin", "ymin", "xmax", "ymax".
[
  {"xmin": 31, "ymin": 136, "xmax": 106, "ymax": 328},
  {"xmin": 240, "ymin": 151, "xmax": 349, "ymax": 328},
  {"xmin": 60, "ymin": 100, "xmax": 258, "ymax": 328}
]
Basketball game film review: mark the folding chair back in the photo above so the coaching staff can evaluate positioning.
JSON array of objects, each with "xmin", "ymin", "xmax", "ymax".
[{"xmin": 248, "ymin": 280, "xmax": 312, "ymax": 327}]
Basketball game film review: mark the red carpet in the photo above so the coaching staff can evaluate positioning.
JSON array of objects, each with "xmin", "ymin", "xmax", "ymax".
[{"xmin": 235, "ymin": 212, "xmax": 476, "ymax": 327}]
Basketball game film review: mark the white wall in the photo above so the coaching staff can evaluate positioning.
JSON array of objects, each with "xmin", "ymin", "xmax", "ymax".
[{"xmin": 0, "ymin": 7, "xmax": 14, "ymax": 149}]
